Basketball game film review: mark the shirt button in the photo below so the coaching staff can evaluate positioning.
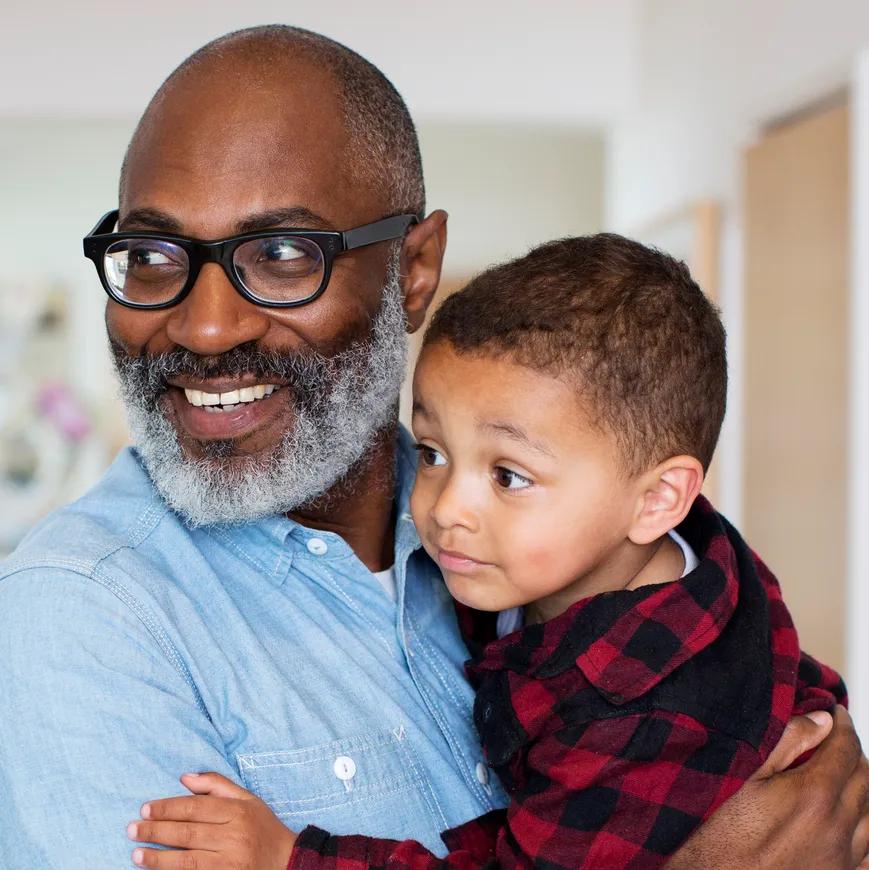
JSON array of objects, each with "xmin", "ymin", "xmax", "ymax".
[
  {"xmin": 475, "ymin": 762, "xmax": 490, "ymax": 785},
  {"xmin": 307, "ymin": 537, "xmax": 328, "ymax": 556},
  {"xmin": 333, "ymin": 755, "xmax": 357, "ymax": 781}
]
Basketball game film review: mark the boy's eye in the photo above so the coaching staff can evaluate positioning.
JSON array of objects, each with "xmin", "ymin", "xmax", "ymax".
[
  {"xmin": 493, "ymin": 466, "xmax": 532, "ymax": 490},
  {"xmin": 414, "ymin": 444, "xmax": 446, "ymax": 467}
]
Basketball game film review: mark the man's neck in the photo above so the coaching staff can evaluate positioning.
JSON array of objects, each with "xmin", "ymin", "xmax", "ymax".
[{"xmin": 287, "ymin": 424, "xmax": 399, "ymax": 572}]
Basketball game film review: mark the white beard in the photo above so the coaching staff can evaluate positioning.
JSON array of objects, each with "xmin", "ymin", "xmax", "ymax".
[{"xmin": 112, "ymin": 255, "xmax": 408, "ymax": 526}]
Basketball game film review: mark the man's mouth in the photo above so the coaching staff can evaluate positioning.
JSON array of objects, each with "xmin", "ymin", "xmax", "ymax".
[
  {"xmin": 163, "ymin": 380, "xmax": 291, "ymax": 443},
  {"xmin": 182, "ymin": 384, "xmax": 281, "ymax": 413}
]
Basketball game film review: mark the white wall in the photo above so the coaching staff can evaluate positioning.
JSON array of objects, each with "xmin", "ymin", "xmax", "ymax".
[
  {"xmin": 0, "ymin": 1, "xmax": 639, "ymax": 125},
  {"xmin": 608, "ymin": 0, "xmax": 869, "ymax": 230},
  {"xmin": 420, "ymin": 123, "xmax": 604, "ymax": 277},
  {"xmin": 606, "ymin": 0, "xmax": 869, "ymax": 521},
  {"xmin": 0, "ymin": 119, "xmax": 136, "ymax": 403},
  {"xmin": 848, "ymin": 49, "xmax": 869, "ymax": 742}
]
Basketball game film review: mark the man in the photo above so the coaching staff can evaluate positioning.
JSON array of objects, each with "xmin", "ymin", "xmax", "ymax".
[{"xmin": 0, "ymin": 25, "xmax": 866, "ymax": 869}]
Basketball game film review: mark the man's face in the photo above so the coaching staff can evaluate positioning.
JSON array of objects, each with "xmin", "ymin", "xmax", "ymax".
[{"xmin": 109, "ymin": 57, "xmax": 411, "ymax": 524}]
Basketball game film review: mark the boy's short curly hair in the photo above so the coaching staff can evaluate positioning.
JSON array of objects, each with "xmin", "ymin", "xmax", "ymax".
[{"xmin": 423, "ymin": 234, "xmax": 727, "ymax": 475}]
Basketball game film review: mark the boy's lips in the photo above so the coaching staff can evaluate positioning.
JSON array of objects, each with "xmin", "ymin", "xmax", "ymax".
[{"xmin": 436, "ymin": 548, "xmax": 492, "ymax": 575}]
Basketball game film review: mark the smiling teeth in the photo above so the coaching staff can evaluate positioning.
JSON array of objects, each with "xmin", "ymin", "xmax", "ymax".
[{"xmin": 184, "ymin": 384, "xmax": 278, "ymax": 408}]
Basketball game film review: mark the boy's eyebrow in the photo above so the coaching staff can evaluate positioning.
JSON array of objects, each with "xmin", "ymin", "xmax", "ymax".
[
  {"xmin": 411, "ymin": 400, "xmax": 433, "ymax": 419},
  {"xmin": 481, "ymin": 421, "xmax": 555, "ymax": 458}
]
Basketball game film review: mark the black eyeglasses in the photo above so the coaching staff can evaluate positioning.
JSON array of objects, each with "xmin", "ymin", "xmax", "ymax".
[{"xmin": 82, "ymin": 209, "xmax": 418, "ymax": 310}]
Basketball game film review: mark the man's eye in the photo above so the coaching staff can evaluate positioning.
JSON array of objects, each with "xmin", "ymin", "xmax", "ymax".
[
  {"xmin": 414, "ymin": 444, "xmax": 446, "ymax": 467},
  {"xmin": 129, "ymin": 248, "xmax": 173, "ymax": 267},
  {"xmin": 259, "ymin": 239, "xmax": 308, "ymax": 261},
  {"xmin": 493, "ymin": 466, "xmax": 532, "ymax": 490}
]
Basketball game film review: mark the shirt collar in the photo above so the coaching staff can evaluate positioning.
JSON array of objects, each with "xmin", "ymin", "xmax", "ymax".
[
  {"xmin": 467, "ymin": 497, "xmax": 741, "ymax": 705},
  {"xmin": 195, "ymin": 425, "xmax": 422, "ymax": 586},
  {"xmin": 393, "ymin": 424, "xmax": 423, "ymax": 557}
]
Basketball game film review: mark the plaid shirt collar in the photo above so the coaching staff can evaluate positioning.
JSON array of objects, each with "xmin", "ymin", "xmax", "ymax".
[{"xmin": 464, "ymin": 496, "xmax": 740, "ymax": 706}]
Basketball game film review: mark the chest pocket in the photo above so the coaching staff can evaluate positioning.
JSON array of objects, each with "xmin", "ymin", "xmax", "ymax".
[{"xmin": 236, "ymin": 727, "xmax": 448, "ymax": 846}]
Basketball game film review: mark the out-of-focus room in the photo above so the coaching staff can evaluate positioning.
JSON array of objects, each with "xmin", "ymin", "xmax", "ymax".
[{"xmin": 2, "ymin": 0, "xmax": 868, "ymax": 733}]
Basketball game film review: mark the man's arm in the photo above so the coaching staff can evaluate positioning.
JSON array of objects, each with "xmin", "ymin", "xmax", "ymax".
[
  {"xmin": 667, "ymin": 707, "xmax": 869, "ymax": 869},
  {"xmin": 0, "ymin": 566, "xmax": 240, "ymax": 869}
]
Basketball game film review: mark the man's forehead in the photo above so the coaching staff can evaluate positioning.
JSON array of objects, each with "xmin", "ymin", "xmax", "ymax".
[{"xmin": 120, "ymin": 55, "xmax": 375, "ymax": 234}]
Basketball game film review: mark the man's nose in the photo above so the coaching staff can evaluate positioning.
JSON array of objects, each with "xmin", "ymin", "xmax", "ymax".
[
  {"xmin": 430, "ymin": 472, "xmax": 479, "ymax": 533},
  {"xmin": 165, "ymin": 263, "xmax": 271, "ymax": 355}
]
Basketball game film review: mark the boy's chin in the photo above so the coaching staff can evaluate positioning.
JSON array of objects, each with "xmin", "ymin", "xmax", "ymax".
[{"xmin": 443, "ymin": 574, "xmax": 517, "ymax": 613}]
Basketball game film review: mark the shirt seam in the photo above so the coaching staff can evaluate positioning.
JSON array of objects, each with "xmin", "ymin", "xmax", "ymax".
[
  {"xmin": 205, "ymin": 525, "xmax": 281, "ymax": 579},
  {"xmin": 1, "ymin": 554, "xmax": 212, "ymax": 724}
]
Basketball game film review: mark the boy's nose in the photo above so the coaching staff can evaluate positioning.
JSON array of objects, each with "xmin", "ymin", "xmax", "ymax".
[{"xmin": 430, "ymin": 474, "xmax": 479, "ymax": 533}]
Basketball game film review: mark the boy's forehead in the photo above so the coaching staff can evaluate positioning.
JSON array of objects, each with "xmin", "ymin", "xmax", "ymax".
[{"xmin": 412, "ymin": 340, "xmax": 602, "ymax": 446}]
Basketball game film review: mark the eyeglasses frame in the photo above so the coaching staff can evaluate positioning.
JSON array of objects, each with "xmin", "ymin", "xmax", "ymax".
[{"xmin": 82, "ymin": 209, "xmax": 419, "ymax": 310}]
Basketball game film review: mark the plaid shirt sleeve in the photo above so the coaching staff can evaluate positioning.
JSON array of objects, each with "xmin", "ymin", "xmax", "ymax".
[
  {"xmin": 488, "ymin": 710, "xmax": 761, "ymax": 868},
  {"xmin": 287, "ymin": 709, "xmax": 761, "ymax": 870},
  {"xmin": 795, "ymin": 651, "xmax": 847, "ymax": 714},
  {"xmin": 288, "ymin": 810, "xmax": 504, "ymax": 870}
]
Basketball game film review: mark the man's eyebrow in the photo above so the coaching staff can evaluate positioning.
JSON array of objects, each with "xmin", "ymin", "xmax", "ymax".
[
  {"xmin": 481, "ymin": 420, "xmax": 555, "ymax": 458},
  {"xmin": 118, "ymin": 208, "xmax": 182, "ymax": 233},
  {"xmin": 117, "ymin": 206, "xmax": 335, "ymax": 236},
  {"xmin": 235, "ymin": 207, "xmax": 335, "ymax": 234}
]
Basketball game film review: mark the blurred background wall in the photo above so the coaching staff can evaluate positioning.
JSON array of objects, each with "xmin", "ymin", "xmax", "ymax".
[{"xmin": 2, "ymin": 0, "xmax": 868, "ymax": 732}]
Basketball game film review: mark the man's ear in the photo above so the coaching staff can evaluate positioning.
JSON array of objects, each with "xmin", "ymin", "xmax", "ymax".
[
  {"xmin": 401, "ymin": 210, "xmax": 448, "ymax": 333},
  {"xmin": 628, "ymin": 455, "xmax": 705, "ymax": 546}
]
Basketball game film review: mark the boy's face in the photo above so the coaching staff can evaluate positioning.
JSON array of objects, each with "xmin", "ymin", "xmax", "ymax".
[{"xmin": 410, "ymin": 340, "xmax": 643, "ymax": 617}]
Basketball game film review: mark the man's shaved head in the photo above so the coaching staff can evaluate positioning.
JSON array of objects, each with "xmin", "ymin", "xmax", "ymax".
[{"xmin": 121, "ymin": 24, "xmax": 425, "ymax": 217}]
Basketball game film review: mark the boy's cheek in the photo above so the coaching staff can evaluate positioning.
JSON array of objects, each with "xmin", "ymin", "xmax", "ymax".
[{"xmin": 409, "ymin": 475, "xmax": 435, "ymax": 532}]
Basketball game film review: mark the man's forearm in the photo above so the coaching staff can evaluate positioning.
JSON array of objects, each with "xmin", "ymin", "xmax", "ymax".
[{"xmin": 666, "ymin": 709, "xmax": 868, "ymax": 869}]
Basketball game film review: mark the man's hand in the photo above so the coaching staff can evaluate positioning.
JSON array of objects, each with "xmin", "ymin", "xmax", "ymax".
[
  {"xmin": 667, "ymin": 706, "xmax": 869, "ymax": 869},
  {"xmin": 128, "ymin": 772, "xmax": 297, "ymax": 870}
]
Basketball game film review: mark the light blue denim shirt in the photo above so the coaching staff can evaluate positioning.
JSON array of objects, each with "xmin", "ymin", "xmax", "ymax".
[{"xmin": 0, "ymin": 428, "xmax": 507, "ymax": 869}]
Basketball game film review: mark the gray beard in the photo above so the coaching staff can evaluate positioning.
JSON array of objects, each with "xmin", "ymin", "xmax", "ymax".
[{"xmin": 111, "ymin": 256, "xmax": 408, "ymax": 526}]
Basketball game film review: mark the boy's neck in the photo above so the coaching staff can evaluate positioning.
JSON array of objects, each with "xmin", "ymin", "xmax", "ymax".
[{"xmin": 525, "ymin": 533, "xmax": 686, "ymax": 626}]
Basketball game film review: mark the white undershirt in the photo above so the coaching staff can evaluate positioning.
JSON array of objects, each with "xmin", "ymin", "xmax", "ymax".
[
  {"xmin": 496, "ymin": 530, "xmax": 700, "ymax": 638},
  {"xmin": 374, "ymin": 566, "xmax": 397, "ymax": 602}
]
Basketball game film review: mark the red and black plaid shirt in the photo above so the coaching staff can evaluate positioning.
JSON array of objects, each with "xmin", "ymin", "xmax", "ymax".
[{"xmin": 289, "ymin": 498, "xmax": 845, "ymax": 869}]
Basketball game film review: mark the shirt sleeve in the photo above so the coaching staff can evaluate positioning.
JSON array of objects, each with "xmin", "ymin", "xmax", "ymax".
[
  {"xmin": 0, "ymin": 566, "xmax": 241, "ymax": 870},
  {"xmin": 288, "ymin": 711, "xmax": 761, "ymax": 870},
  {"xmin": 289, "ymin": 811, "xmax": 505, "ymax": 870},
  {"xmin": 793, "ymin": 650, "xmax": 847, "ymax": 714},
  {"xmin": 496, "ymin": 710, "xmax": 761, "ymax": 868}
]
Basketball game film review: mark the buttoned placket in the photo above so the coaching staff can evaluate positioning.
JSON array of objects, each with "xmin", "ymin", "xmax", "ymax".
[{"xmin": 395, "ymin": 515, "xmax": 501, "ymax": 810}]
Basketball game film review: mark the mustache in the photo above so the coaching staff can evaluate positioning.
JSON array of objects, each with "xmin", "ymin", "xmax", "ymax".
[{"xmin": 110, "ymin": 339, "xmax": 337, "ymax": 393}]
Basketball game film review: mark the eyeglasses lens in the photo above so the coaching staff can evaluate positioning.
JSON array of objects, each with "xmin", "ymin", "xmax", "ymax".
[
  {"xmin": 104, "ymin": 240, "xmax": 189, "ymax": 306},
  {"xmin": 233, "ymin": 237, "xmax": 325, "ymax": 303}
]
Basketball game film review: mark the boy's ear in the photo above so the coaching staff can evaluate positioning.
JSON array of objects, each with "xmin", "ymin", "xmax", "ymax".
[
  {"xmin": 401, "ymin": 210, "xmax": 448, "ymax": 333},
  {"xmin": 628, "ymin": 455, "xmax": 705, "ymax": 546}
]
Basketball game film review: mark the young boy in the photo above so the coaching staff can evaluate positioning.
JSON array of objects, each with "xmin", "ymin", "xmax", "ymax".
[{"xmin": 129, "ymin": 234, "xmax": 845, "ymax": 869}]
